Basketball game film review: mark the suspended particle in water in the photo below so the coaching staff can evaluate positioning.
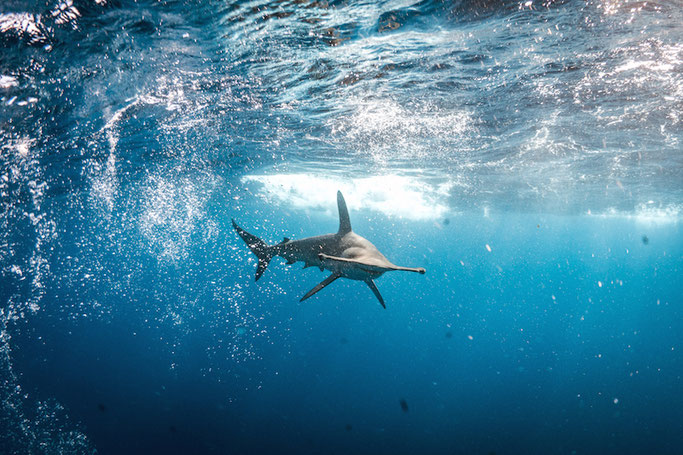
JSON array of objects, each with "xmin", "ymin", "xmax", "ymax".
[{"xmin": 485, "ymin": 244, "xmax": 492, "ymax": 252}]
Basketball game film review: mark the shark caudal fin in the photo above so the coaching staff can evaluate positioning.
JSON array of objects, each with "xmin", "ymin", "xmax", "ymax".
[{"xmin": 232, "ymin": 219, "xmax": 273, "ymax": 281}]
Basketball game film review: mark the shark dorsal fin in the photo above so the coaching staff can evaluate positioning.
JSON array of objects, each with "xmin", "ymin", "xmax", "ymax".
[{"xmin": 337, "ymin": 191, "xmax": 352, "ymax": 234}]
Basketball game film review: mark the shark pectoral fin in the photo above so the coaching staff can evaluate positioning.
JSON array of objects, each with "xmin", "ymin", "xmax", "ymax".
[
  {"xmin": 318, "ymin": 253, "xmax": 359, "ymax": 265},
  {"xmin": 319, "ymin": 254, "xmax": 424, "ymax": 275},
  {"xmin": 366, "ymin": 280, "xmax": 386, "ymax": 309},
  {"xmin": 300, "ymin": 273, "xmax": 341, "ymax": 302},
  {"xmin": 319, "ymin": 254, "xmax": 386, "ymax": 273}
]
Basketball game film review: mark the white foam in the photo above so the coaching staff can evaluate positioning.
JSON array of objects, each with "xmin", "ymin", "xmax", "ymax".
[
  {"xmin": 0, "ymin": 75, "xmax": 18, "ymax": 89},
  {"xmin": 241, "ymin": 173, "xmax": 452, "ymax": 220},
  {"xmin": 589, "ymin": 203, "xmax": 682, "ymax": 225}
]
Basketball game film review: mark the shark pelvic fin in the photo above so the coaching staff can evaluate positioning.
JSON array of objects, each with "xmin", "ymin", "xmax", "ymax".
[
  {"xmin": 300, "ymin": 273, "xmax": 340, "ymax": 302},
  {"xmin": 337, "ymin": 191, "xmax": 352, "ymax": 234},
  {"xmin": 365, "ymin": 280, "xmax": 386, "ymax": 309}
]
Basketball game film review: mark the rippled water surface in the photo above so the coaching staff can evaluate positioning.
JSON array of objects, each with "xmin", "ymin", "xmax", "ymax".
[{"xmin": 1, "ymin": 0, "xmax": 682, "ymax": 454}]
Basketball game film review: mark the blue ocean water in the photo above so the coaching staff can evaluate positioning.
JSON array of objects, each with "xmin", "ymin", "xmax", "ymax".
[{"xmin": 1, "ymin": 0, "xmax": 682, "ymax": 454}]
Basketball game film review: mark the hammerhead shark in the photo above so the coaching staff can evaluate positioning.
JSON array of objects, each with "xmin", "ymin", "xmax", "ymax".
[{"xmin": 232, "ymin": 191, "xmax": 426, "ymax": 308}]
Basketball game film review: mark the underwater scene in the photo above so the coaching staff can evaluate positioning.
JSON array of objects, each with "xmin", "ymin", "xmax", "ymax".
[{"xmin": 1, "ymin": 0, "xmax": 682, "ymax": 454}]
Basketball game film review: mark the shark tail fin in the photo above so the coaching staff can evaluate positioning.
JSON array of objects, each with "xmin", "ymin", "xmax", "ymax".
[{"xmin": 232, "ymin": 219, "xmax": 273, "ymax": 281}]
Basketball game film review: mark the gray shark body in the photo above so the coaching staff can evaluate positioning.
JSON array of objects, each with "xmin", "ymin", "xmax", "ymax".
[{"xmin": 232, "ymin": 191, "xmax": 425, "ymax": 308}]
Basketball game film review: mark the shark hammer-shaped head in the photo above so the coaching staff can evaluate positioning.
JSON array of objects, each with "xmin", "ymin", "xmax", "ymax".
[{"xmin": 232, "ymin": 191, "xmax": 426, "ymax": 308}]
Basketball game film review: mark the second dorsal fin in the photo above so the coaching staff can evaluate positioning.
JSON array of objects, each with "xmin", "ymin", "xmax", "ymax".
[{"xmin": 337, "ymin": 191, "xmax": 352, "ymax": 234}]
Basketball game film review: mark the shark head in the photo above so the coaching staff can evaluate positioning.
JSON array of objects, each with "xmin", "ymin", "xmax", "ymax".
[
  {"xmin": 324, "ymin": 191, "xmax": 426, "ymax": 275},
  {"xmin": 305, "ymin": 191, "xmax": 426, "ymax": 307}
]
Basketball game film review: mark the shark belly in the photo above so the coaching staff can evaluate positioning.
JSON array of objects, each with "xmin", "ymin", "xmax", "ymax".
[
  {"xmin": 329, "ymin": 263, "xmax": 383, "ymax": 281},
  {"xmin": 276, "ymin": 236, "xmax": 384, "ymax": 281}
]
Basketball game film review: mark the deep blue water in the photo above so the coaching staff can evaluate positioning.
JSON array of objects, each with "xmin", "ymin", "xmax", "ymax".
[{"xmin": 1, "ymin": 0, "xmax": 682, "ymax": 454}]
